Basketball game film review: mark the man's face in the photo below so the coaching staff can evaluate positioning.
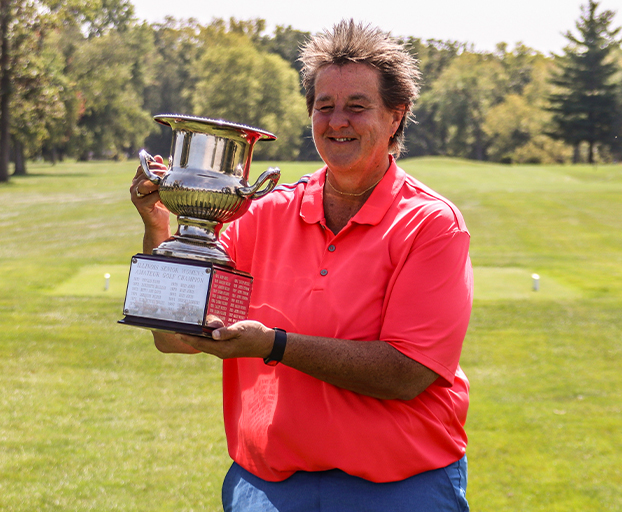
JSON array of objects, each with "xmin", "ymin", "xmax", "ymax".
[{"xmin": 312, "ymin": 63, "xmax": 402, "ymax": 177}]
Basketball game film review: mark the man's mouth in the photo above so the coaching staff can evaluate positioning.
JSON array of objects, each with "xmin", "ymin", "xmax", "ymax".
[{"xmin": 330, "ymin": 137, "xmax": 356, "ymax": 142}]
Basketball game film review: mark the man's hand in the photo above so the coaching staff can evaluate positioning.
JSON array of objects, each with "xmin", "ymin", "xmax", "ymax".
[
  {"xmin": 176, "ymin": 320, "xmax": 275, "ymax": 360},
  {"xmin": 129, "ymin": 154, "xmax": 172, "ymax": 253}
]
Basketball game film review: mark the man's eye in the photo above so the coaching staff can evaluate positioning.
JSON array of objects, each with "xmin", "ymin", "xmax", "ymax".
[
  {"xmin": 349, "ymin": 105, "xmax": 366, "ymax": 112},
  {"xmin": 316, "ymin": 105, "xmax": 333, "ymax": 112}
]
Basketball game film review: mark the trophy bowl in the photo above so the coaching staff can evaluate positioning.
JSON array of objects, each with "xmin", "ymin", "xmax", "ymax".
[{"xmin": 139, "ymin": 114, "xmax": 281, "ymax": 267}]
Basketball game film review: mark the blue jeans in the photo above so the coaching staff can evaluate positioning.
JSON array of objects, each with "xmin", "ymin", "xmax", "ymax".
[{"xmin": 222, "ymin": 456, "xmax": 469, "ymax": 512}]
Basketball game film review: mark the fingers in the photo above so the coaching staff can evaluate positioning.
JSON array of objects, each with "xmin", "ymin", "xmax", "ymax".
[
  {"xmin": 177, "ymin": 334, "xmax": 225, "ymax": 355},
  {"xmin": 130, "ymin": 154, "xmax": 167, "ymax": 201},
  {"xmin": 131, "ymin": 179, "xmax": 159, "ymax": 203},
  {"xmin": 205, "ymin": 316, "xmax": 226, "ymax": 330},
  {"xmin": 132, "ymin": 154, "xmax": 166, "ymax": 179},
  {"xmin": 210, "ymin": 321, "xmax": 264, "ymax": 341},
  {"xmin": 176, "ymin": 321, "xmax": 274, "ymax": 360},
  {"xmin": 176, "ymin": 331, "xmax": 246, "ymax": 360}
]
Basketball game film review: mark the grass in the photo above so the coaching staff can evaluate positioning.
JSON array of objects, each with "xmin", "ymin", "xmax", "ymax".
[{"xmin": 1, "ymin": 157, "xmax": 621, "ymax": 510}]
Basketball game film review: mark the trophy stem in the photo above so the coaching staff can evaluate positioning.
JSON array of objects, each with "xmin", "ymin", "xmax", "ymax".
[{"xmin": 152, "ymin": 216, "xmax": 234, "ymax": 267}]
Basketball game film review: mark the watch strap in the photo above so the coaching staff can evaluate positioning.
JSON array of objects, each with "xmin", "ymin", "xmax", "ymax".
[{"xmin": 264, "ymin": 328, "xmax": 287, "ymax": 366}]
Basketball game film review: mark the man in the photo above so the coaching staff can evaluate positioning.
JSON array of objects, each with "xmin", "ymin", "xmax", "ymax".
[{"xmin": 131, "ymin": 19, "xmax": 472, "ymax": 512}]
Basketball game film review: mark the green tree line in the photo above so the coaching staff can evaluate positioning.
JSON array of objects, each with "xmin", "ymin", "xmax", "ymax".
[{"xmin": 1, "ymin": 0, "xmax": 621, "ymax": 181}]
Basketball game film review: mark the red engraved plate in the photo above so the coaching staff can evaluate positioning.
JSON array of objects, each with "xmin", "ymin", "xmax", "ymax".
[{"xmin": 206, "ymin": 269, "xmax": 253, "ymax": 326}]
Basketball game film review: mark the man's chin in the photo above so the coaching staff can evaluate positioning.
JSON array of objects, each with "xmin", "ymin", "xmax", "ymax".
[{"xmin": 318, "ymin": 150, "xmax": 360, "ymax": 170}]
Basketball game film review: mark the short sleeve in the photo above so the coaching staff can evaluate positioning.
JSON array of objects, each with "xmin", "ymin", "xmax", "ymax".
[{"xmin": 380, "ymin": 227, "xmax": 473, "ymax": 387}]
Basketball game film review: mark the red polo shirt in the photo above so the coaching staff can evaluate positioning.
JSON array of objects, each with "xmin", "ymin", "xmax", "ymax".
[{"xmin": 220, "ymin": 157, "xmax": 473, "ymax": 483}]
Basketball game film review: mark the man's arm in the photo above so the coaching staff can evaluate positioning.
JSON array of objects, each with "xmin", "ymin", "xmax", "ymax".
[
  {"xmin": 130, "ymin": 157, "xmax": 202, "ymax": 354},
  {"xmin": 176, "ymin": 322, "xmax": 438, "ymax": 401}
]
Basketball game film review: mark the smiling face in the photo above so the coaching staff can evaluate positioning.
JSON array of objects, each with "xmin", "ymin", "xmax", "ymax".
[{"xmin": 312, "ymin": 63, "xmax": 403, "ymax": 180}]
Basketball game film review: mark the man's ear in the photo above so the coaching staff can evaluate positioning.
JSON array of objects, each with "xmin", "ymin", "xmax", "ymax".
[{"xmin": 392, "ymin": 105, "xmax": 407, "ymax": 135}]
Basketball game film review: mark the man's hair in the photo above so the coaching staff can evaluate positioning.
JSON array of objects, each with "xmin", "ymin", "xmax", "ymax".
[{"xmin": 299, "ymin": 19, "xmax": 421, "ymax": 157}]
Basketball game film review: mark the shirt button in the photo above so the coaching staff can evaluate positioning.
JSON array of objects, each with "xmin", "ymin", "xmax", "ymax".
[
  {"xmin": 328, "ymin": 245, "xmax": 336, "ymax": 252},
  {"xmin": 320, "ymin": 269, "xmax": 328, "ymax": 276}
]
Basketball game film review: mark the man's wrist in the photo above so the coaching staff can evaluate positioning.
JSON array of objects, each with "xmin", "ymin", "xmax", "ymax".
[{"xmin": 142, "ymin": 229, "xmax": 171, "ymax": 253}]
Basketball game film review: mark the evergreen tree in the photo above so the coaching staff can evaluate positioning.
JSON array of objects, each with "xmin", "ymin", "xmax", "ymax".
[{"xmin": 548, "ymin": 0, "xmax": 621, "ymax": 163}]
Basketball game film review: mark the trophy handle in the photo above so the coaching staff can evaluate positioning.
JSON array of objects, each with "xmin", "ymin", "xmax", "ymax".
[
  {"xmin": 139, "ymin": 149, "xmax": 168, "ymax": 185},
  {"xmin": 238, "ymin": 167, "xmax": 281, "ymax": 199}
]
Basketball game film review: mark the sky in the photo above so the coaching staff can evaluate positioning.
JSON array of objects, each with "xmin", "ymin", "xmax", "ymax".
[{"xmin": 130, "ymin": 0, "xmax": 622, "ymax": 55}]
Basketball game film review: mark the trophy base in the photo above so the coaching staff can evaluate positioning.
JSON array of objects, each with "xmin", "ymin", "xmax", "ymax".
[
  {"xmin": 118, "ymin": 315, "xmax": 217, "ymax": 337},
  {"xmin": 119, "ymin": 254, "xmax": 252, "ymax": 337}
]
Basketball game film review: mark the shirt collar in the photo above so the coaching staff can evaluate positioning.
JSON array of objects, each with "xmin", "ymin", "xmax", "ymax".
[{"xmin": 300, "ymin": 155, "xmax": 405, "ymax": 227}]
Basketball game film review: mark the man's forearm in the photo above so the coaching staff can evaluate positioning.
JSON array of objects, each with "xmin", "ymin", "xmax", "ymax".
[{"xmin": 281, "ymin": 333, "xmax": 438, "ymax": 401}]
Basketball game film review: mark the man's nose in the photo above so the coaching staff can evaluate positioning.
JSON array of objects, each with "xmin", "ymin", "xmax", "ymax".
[{"xmin": 328, "ymin": 108, "xmax": 350, "ymax": 130}]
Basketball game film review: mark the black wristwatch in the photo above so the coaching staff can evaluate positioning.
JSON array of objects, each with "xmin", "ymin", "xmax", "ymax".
[{"xmin": 264, "ymin": 328, "xmax": 287, "ymax": 366}]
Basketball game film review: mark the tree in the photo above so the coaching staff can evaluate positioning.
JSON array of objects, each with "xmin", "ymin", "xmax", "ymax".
[
  {"xmin": 47, "ymin": 0, "xmax": 136, "ymax": 37},
  {"xmin": 548, "ymin": 0, "xmax": 621, "ymax": 163},
  {"xmin": 10, "ymin": 28, "xmax": 67, "ymax": 173},
  {"xmin": 260, "ymin": 25, "xmax": 315, "ymax": 160},
  {"xmin": 0, "ymin": 0, "xmax": 49, "ymax": 180},
  {"xmin": 260, "ymin": 25, "xmax": 310, "ymax": 76},
  {"xmin": 69, "ymin": 24, "xmax": 155, "ymax": 160},
  {"xmin": 0, "ymin": 0, "xmax": 139, "ymax": 179},
  {"xmin": 483, "ymin": 46, "xmax": 572, "ymax": 164},
  {"xmin": 403, "ymin": 39, "xmax": 465, "ymax": 157},
  {"xmin": 191, "ymin": 30, "xmax": 307, "ymax": 160},
  {"xmin": 484, "ymin": 94, "xmax": 570, "ymax": 164},
  {"xmin": 419, "ymin": 51, "xmax": 506, "ymax": 160},
  {"xmin": 52, "ymin": 0, "xmax": 154, "ymax": 161},
  {"xmin": 0, "ymin": 0, "xmax": 11, "ymax": 181},
  {"xmin": 142, "ymin": 17, "xmax": 203, "ymax": 156}
]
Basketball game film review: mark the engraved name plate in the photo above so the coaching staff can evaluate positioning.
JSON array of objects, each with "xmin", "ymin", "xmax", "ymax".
[
  {"xmin": 207, "ymin": 269, "xmax": 253, "ymax": 326},
  {"xmin": 124, "ymin": 257, "xmax": 212, "ymax": 325}
]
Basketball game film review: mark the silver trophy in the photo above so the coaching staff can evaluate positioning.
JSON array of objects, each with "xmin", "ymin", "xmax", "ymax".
[{"xmin": 119, "ymin": 114, "xmax": 280, "ymax": 336}]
